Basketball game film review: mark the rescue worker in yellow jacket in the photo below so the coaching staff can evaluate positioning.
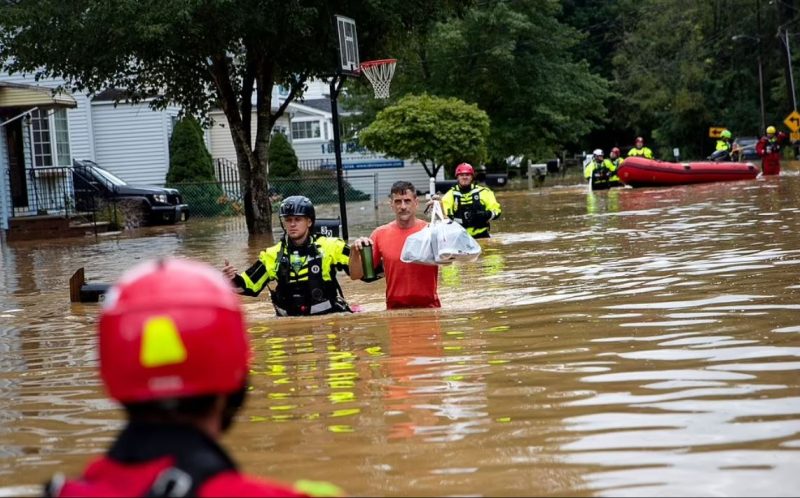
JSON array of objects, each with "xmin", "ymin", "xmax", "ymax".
[
  {"xmin": 441, "ymin": 163, "xmax": 502, "ymax": 238},
  {"xmin": 603, "ymin": 147, "xmax": 623, "ymax": 185},
  {"xmin": 222, "ymin": 196, "xmax": 356, "ymax": 316},
  {"xmin": 627, "ymin": 136, "xmax": 654, "ymax": 159},
  {"xmin": 710, "ymin": 129, "xmax": 736, "ymax": 161}
]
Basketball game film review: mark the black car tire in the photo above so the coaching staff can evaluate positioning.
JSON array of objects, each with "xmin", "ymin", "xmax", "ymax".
[{"xmin": 117, "ymin": 198, "xmax": 148, "ymax": 230}]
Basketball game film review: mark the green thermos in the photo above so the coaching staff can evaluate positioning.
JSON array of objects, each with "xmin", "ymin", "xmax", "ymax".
[{"xmin": 361, "ymin": 245, "xmax": 376, "ymax": 280}]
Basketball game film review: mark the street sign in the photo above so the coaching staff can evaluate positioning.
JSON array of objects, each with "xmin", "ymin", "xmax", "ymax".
[
  {"xmin": 784, "ymin": 110, "xmax": 800, "ymax": 131},
  {"xmin": 709, "ymin": 127, "xmax": 726, "ymax": 138},
  {"xmin": 791, "ymin": 131, "xmax": 800, "ymax": 142}
]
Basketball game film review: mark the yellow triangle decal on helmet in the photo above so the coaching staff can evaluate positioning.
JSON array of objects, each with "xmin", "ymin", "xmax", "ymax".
[{"xmin": 140, "ymin": 316, "xmax": 188, "ymax": 368}]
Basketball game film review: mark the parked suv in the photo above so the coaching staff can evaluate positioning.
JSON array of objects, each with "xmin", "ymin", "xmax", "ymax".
[
  {"xmin": 72, "ymin": 159, "xmax": 189, "ymax": 226},
  {"xmin": 733, "ymin": 136, "xmax": 760, "ymax": 161}
]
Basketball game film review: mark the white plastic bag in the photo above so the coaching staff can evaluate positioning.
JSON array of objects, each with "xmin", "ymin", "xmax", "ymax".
[
  {"xmin": 400, "ymin": 225, "xmax": 436, "ymax": 265},
  {"xmin": 401, "ymin": 200, "xmax": 481, "ymax": 265},
  {"xmin": 432, "ymin": 220, "xmax": 482, "ymax": 263}
]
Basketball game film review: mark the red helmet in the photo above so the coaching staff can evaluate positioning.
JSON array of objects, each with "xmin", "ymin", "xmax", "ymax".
[
  {"xmin": 635, "ymin": 136, "xmax": 644, "ymax": 144},
  {"xmin": 455, "ymin": 163, "xmax": 475, "ymax": 176},
  {"xmin": 611, "ymin": 147, "xmax": 621, "ymax": 156},
  {"xmin": 99, "ymin": 259, "xmax": 250, "ymax": 403}
]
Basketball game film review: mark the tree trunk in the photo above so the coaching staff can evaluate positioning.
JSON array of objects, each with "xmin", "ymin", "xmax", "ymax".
[{"xmin": 211, "ymin": 54, "xmax": 274, "ymax": 236}]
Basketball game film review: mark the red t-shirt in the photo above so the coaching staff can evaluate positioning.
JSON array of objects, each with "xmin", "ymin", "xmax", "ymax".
[{"xmin": 370, "ymin": 219, "xmax": 440, "ymax": 309}]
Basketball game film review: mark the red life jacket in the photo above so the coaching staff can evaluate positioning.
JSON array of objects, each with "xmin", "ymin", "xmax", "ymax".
[{"xmin": 44, "ymin": 423, "xmax": 308, "ymax": 497}]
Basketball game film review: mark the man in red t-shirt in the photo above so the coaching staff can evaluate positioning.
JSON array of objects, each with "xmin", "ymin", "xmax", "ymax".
[{"xmin": 351, "ymin": 181, "xmax": 441, "ymax": 309}]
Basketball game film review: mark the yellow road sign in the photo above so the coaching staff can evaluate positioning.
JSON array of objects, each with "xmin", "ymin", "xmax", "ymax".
[
  {"xmin": 709, "ymin": 127, "xmax": 726, "ymax": 138},
  {"xmin": 791, "ymin": 131, "xmax": 800, "ymax": 142},
  {"xmin": 784, "ymin": 110, "xmax": 800, "ymax": 131}
]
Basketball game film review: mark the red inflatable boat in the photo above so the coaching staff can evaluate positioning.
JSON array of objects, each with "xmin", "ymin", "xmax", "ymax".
[{"xmin": 617, "ymin": 157, "xmax": 759, "ymax": 187}]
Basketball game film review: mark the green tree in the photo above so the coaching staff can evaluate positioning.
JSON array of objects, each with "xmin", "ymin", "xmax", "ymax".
[
  {"xmin": 268, "ymin": 132, "xmax": 299, "ymax": 177},
  {"xmin": 167, "ymin": 117, "xmax": 214, "ymax": 183},
  {"xmin": 348, "ymin": 0, "xmax": 610, "ymax": 162},
  {"xmin": 359, "ymin": 94, "xmax": 490, "ymax": 178},
  {"xmin": 0, "ymin": 0, "xmax": 424, "ymax": 235}
]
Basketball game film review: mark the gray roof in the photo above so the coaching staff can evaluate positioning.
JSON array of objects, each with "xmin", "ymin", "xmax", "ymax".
[{"xmin": 295, "ymin": 98, "xmax": 347, "ymax": 115}]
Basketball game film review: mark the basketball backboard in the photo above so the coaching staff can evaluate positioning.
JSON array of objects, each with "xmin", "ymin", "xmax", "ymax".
[{"xmin": 336, "ymin": 15, "xmax": 359, "ymax": 76}]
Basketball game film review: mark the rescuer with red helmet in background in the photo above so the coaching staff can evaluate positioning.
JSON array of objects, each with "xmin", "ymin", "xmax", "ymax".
[
  {"xmin": 441, "ymin": 162, "xmax": 502, "ymax": 238},
  {"xmin": 627, "ymin": 136, "xmax": 654, "ymax": 159},
  {"xmin": 45, "ymin": 259, "xmax": 341, "ymax": 497},
  {"xmin": 756, "ymin": 125, "xmax": 788, "ymax": 175}
]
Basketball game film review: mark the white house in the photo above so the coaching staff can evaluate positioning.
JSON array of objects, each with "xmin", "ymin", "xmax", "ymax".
[
  {"xmin": 0, "ymin": 73, "xmax": 440, "ymax": 234},
  {"xmin": 208, "ymin": 79, "xmax": 441, "ymax": 198}
]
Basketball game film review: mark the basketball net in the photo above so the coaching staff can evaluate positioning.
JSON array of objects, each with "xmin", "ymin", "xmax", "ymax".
[{"xmin": 359, "ymin": 59, "xmax": 397, "ymax": 99}]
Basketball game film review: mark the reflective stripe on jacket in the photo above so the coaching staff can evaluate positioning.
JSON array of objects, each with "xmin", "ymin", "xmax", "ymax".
[
  {"xmin": 441, "ymin": 183, "xmax": 502, "ymax": 238},
  {"xmin": 235, "ymin": 235, "xmax": 351, "ymax": 316}
]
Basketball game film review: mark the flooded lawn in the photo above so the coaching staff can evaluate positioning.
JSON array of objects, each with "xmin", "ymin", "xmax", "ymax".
[{"xmin": 1, "ymin": 175, "xmax": 799, "ymax": 496}]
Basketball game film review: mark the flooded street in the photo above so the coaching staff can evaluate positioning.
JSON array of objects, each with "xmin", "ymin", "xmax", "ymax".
[{"xmin": 1, "ymin": 176, "xmax": 799, "ymax": 496}]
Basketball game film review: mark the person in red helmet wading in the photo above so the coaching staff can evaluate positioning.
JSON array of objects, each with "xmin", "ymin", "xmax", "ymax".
[
  {"xmin": 45, "ymin": 259, "xmax": 342, "ymax": 497},
  {"xmin": 440, "ymin": 163, "xmax": 502, "ymax": 238},
  {"xmin": 755, "ymin": 125, "xmax": 788, "ymax": 175}
]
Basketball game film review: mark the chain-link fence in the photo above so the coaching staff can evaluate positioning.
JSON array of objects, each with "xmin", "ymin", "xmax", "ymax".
[{"xmin": 172, "ymin": 161, "xmax": 379, "ymax": 222}]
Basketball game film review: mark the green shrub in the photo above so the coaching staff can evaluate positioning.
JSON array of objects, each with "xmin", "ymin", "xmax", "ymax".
[
  {"xmin": 269, "ymin": 133, "xmax": 300, "ymax": 177},
  {"xmin": 167, "ymin": 117, "xmax": 215, "ymax": 183}
]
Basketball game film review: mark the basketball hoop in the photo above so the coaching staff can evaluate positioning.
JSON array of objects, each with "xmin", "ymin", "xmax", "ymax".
[{"xmin": 359, "ymin": 59, "xmax": 397, "ymax": 99}]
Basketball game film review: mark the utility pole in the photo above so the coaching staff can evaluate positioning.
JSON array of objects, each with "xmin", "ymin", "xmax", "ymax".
[{"xmin": 786, "ymin": 28, "xmax": 798, "ymax": 111}]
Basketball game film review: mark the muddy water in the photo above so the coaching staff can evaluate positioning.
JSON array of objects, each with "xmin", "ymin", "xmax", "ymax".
[{"xmin": 1, "ymin": 176, "xmax": 799, "ymax": 496}]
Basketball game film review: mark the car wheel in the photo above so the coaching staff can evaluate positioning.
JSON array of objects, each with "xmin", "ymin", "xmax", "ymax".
[{"xmin": 117, "ymin": 198, "xmax": 148, "ymax": 230}]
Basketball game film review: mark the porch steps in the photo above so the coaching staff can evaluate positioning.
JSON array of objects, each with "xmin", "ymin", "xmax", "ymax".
[{"xmin": 7, "ymin": 215, "xmax": 112, "ymax": 241}]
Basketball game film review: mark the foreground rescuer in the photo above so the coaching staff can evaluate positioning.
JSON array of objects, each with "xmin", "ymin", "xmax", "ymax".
[
  {"xmin": 223, "ymin": 196, "xmax": 355, "ymax": 316},
  {"xmin": 45, "ymin": 259, "xmax": 341, "ymax": 497},
  {"xmin": 441, "ymin": 162, "xmax": 502, "ymax": 239}
]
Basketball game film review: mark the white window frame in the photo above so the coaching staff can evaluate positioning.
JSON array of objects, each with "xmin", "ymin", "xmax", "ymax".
[
  {"xmin": 30, "ymin": 108, "xmax": 71, "ymax": 168},
  {"xmin": 291, "ymin": 119, "xmax": 322, "ymax": 141}
]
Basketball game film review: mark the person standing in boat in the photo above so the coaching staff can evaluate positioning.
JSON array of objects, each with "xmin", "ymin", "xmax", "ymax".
[
  {"xmin": 710, "ymin": 129, "xmax": 735, "ymax": 161},
  {"xmin": 627, "ymin": 136, "xmax": 654, "ymax": 159},
  {"xmin": 756, "ymin": 125, "xmax": 788, "ymax": 175},
  {"xmin": 440, "ymin": 163, "xmax": 502, "ymax": 239},
  {"xmin": 221, "ymin": 195, "xmax": 356, "ymax": 317}
]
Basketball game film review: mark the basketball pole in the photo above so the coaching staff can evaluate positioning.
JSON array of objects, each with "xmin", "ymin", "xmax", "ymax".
[{"xmin": 329, "ymin": 73, "xmax": 349, "ymax": 240}]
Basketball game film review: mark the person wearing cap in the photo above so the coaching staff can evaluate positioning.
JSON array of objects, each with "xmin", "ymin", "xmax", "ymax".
[
  {"xmin": 222, "ymin": 195, "xmax": 357, "ymax": 316},
  {"xmin": 627, "ymin": 136, "xmax": 654, "ymax": 159},
  {"xmin": 440, "ymin": 163, "xmax": 502, "ymax": 239},
  {"xmin": 755, "ymin": 125, "xmax": 788, "ymax": 175},
  {"xmin": 44, "ymin": 259, "xmax": 342, "ymax": 497}
]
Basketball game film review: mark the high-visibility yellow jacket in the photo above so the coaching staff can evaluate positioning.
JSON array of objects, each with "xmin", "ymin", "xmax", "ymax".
[
  {"xmin": 441, "ymin": 183, "xmax": 502, "ymax": 238},
  {"xmin": 603, "ymin": 157, "xmax": 621, "ymax": 182},
  {"xmin": 234, "ymin": 234, "xmax": 351, "ymax": 316},
  {"xmin": 627, "ymin": 146, "xmax": 654, "ymax": 159}
]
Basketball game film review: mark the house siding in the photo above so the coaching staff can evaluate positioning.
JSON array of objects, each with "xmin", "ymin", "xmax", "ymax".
[
  {"xmin": 0, "ymin": 126, "xmax": 8, "ymax": 230},
  {"xmin": 208, "ymin": 107, "xmax": 443, "ymax": 197},
  {"xmin": 91, "ymin": 101, "xmax": 179, "ymax": 186},
  {"xmin": 0, "ymin": 73, "xmax": 95, "ymax": 162}
]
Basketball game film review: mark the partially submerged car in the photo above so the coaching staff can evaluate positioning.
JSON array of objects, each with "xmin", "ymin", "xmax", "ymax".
[{"xmin": 72, "ymin": 159, "xmax": 189, "ymax": 227}]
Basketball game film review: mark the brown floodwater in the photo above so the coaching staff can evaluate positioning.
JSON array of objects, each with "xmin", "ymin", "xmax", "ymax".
[{"xmin": 1, "ymin": 175, "xmax": 799, "ymax": 496}]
